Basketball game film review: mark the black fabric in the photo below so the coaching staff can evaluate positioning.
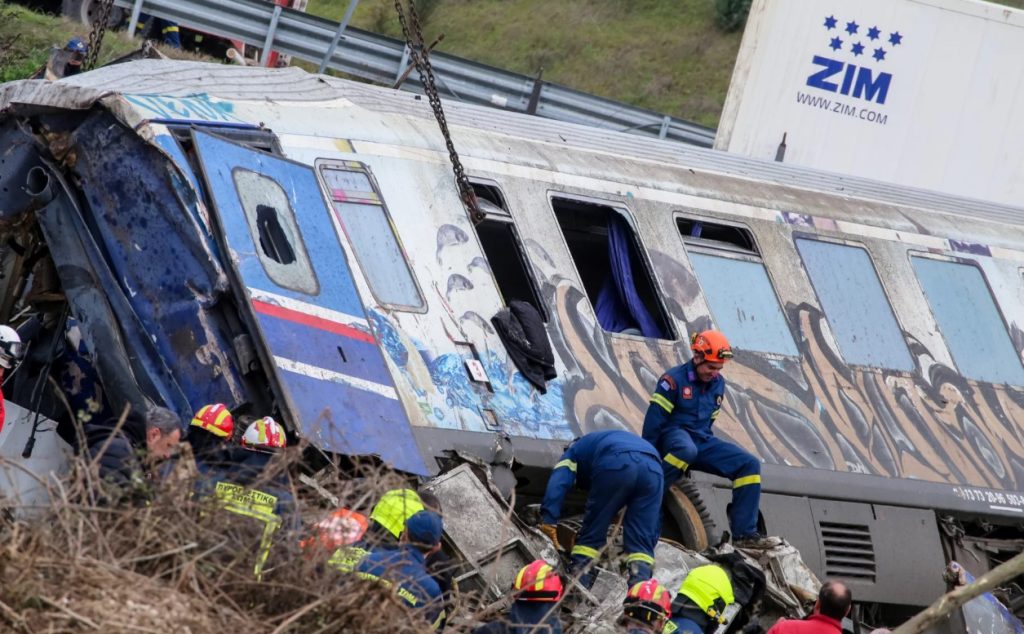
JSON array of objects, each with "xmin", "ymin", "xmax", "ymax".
[
  {"xmin": 491, "ymin": 300, "xmax": 557, "ymax": 393},
  {"xmin": 472, "ymin": 600, "xmax": 563, "ymax": 634},
  {"xmin": 706, "ymin": 551, "xmax": 767, "ymax": 607},
  {"xmin": 84, "ymin": 410, "xmax": 148, "ymax": 490}
]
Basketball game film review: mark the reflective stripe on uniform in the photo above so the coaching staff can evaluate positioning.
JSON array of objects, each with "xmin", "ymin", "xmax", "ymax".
[
  {"xmin": 554, "ymin": 459, "xmax": 577, "ymax": 472},
  {"xmin": 571, "ymin": 544, "xmax": 600, "ymax": 559},
  {"xmin": 664, "ymin": 622, "xmax": 679, "ymax": 634},
  {"xmin": 327, "ymin": 545, "xmax": 370, "ymax": 573},
  {"xmin": 624, "ymin": 552, "xmax": 655, "ymax": 565},
  {"xmin": 650, "ymin": 393, "xmax": 674, "ymax": 413},
  {"xmin": 710, "ymin": 408, "xmax": 720, "ymax": 421},
  {"xmin": 733, "ymin": 474, "xmax": 761, "ymax": 488},
  {"xmin": 213, "ymin": 481, "xmax": 281, "ymax": 579},
  {"xmin": 162, "ymin": 25, "xmax": 179, "ymax": 33},
  {"xmin": 664, "ymin": 453, "xmax": 689, "ymax": 471}
]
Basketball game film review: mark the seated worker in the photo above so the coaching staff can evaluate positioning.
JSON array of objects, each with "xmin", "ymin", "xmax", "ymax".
[
  {"xmin": 355, "ymin": 510, "xmax": 446, "ymax": 630},
  {"xmin": 665, "ymin": 565, "xmax": 735, "ymax": 634},
  {"xmin": 619, "ymin": 579, "xmax": 673, "ymax": 634},
  {"xmin": 643, "ymin": 330, "xmax": 767, "ymax": 547},
  {"xmin": 473, "ymin": 560, "xmax": 564, "ymax": 634},
  {"xmin": 539, "ymin": 430, "xmax": 663, "ymax": 588}
]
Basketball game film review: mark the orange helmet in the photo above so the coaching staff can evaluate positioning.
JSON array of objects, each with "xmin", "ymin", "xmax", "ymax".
[
  {"xmin": 300, "ymin": 508, "xmax": 369, "ymax": 554},
  {"xmin": 624, "ymin": 579, "xmax": 673, "ymax": 624},
  {"xmin": 690, "ymin": 330, "xmax": 734, "ymax": 364},
  {"xmin": 242, "ymin": 416, "xmax": 287, "ymax": 449},
  {"xmin": 190, "ymin": 403, "xmax": 234, "ymax": 438},
  {"xmin": 513, "ymin": 560, "xmax": 564, "ymax": 602}
]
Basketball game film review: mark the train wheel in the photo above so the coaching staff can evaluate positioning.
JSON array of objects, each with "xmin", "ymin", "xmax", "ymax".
[
  {"xmin": 61, "ymin": 0, "xmax": 124, "ymax": 27},
  {"xmin": 663, "ymin": 479, "xmax": 716, "ymax": 551}
]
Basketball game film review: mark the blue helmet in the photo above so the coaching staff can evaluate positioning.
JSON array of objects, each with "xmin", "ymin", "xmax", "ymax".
[{"xmin": 65, "ymin": 38, "xmax": 88, "ymax": 54}]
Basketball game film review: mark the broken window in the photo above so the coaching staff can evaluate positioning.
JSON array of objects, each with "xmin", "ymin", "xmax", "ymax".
[
  {"xmin": 912, "ymin": 256, "xmax": 1024, "ymax": 385},
  {"xmin": 470, "ymin": 181, "xmax": 546, "ymax": 320},
  {"xmin": 796, "ymin": 239, "xmax": 912, "ymax": 370},
  {"xmin": 232, "ymin": 169, "xmax": 319, "ymax": 295},
  {"xmin": 550, "ymin": 196, "xmax": 673, "ymax": 339},
  {"xmin": 678, "ymin": 217, "xmax": 757, "ymax": 253},
  {"xmin": 318, "ymin": 163, "xmax": 425, "ymax": 311}
]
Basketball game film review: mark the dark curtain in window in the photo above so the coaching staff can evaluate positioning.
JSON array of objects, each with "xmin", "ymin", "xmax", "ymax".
[{"xmin": 595, "ymin": 215, "xmax": 664, "ymax": 339}]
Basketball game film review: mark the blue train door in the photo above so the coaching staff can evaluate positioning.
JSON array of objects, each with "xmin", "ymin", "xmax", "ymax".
[{"xmin": 192, "ymin": 130, "xmax": 427, "ymax": 474}]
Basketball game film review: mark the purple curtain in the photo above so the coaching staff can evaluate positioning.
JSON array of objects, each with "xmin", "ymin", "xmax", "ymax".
[{"xmin": 594, "ymin": 215, "xmax": 664, "ymax": 338}]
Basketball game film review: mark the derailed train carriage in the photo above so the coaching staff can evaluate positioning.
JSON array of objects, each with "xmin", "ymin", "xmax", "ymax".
[{"xmin": 0, "ymin": 61, "xmax": 1022, "ymax": 625}]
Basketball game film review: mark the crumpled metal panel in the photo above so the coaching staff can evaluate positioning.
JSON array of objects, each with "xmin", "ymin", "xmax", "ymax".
[{"xmin": 949, "ymin": 562, "xmax": 1024, "ymax": 634}]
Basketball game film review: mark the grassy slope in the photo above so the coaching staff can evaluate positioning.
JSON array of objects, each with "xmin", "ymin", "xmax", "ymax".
[
  {"xmin": 0, "ymin": 2, "xmax": 205, "ymax": 82},
  {"xmin": 307, "ymin": 0, "xmax": 741, "ymax": 128}
]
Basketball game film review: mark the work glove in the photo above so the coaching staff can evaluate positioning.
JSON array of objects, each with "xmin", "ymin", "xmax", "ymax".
[{"xmin": 539, "ymin": 523, "xmax": 562, "ymax": 550}]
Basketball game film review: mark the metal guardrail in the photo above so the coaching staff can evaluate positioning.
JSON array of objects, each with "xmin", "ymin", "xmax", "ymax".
[{"xmin": 111, "ymin": 0, "xmax": 716, "ymax": 147}]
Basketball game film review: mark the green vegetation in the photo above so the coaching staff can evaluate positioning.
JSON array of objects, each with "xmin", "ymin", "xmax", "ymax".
[{"xmin": 307, "ymin": 0, "xmax": 741, "ymax": 128}]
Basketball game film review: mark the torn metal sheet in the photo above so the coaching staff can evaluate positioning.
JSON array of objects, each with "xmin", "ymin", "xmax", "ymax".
[
  {"xmin": 948, "ymin": 562, "xmax": 1024, "ymax": 634},
  {"xmin": 734, "ymin": 540, "xmax": 820, "ymax": 616}
]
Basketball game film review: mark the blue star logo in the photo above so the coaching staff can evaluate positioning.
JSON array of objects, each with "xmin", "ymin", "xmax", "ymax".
[
  {"xmin": 867, "ymin": 26, "xmax": 880, "ymax": 40},
  {"xmin": 845, "ymin": 21, "xmax": 859, "ymax": 35},
  {"xmin": 889, "ymin": 31, "xmax": 903, "ymax": 45},
  {"xmin": 824, "ymin": 15, "xmax": 837, "ymax": 29},
  {"xmin": 873, "ymin": 47, "xmax": 887, "ymax": 61},
  {"xmin": 830, "ymin": 37, "xmax": 844, "ymax": 51},
  {"xmin": 851, "ymin": 42, "xmax": 865, "ymax": 56}
]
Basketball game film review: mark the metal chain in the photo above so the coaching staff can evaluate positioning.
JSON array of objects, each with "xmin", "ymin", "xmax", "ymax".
[
  {"xmin": 84, "ymin": 0, "xmax": 117, "ymax": 71},
  {"xmin": 394, "ymin": 0, "xmax": 482, "ymax": 224}
]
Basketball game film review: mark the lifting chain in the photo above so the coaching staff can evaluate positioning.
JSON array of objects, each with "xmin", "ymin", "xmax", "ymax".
[
  {"xmin": 393, "ymin": 0, "xmax": 482, "ymax": 225},
  {"xmin": 84, "ymin": 0, "xmax": 117, "ymax": 71}
]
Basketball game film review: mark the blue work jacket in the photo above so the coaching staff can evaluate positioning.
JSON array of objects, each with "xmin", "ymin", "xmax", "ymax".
[
  {"xmin": 540, "ymin": 430, "xmax": 659, "ymax": 524},
  {"xmin": 355, "ymin": 545, "xmax": 444, "ymax": 629},
  {"xmin": 642, "ymin": 360, "xmax": 725, "ymax": 443}
]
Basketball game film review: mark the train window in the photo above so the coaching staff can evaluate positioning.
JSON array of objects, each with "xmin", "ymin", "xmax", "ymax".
[
  {"xmin": 678, "ymin": 217, "xmax": 757, "ymax": 253},
  {"xmin": 688, "ymin": 251, "xmax": 798, "ymax": 356},
  {"xmin": 319, "ymin": 164, "xmax": 425, "ymax": 311},
  {"xmin": 550, "ymin": 196, "xmax": 674, "ymax": 339},
  {"xmin": 912, "ymin": 257, "xmax": 1024, "ymax": 385},
  {"xmin": 232, "ymin": 169, "xmax": 319, "ymax": 295},
  {"xmin": 796, "ymin": 239, "xmax": 912, "ymax": 370},
  {"xmin": 470, "ymin": 182, "xmax": 547, "ymax": 320}
]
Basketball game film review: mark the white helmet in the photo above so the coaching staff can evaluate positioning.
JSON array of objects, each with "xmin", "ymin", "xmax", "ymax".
[
  {"xmin": 0, "ymin": 326, "xmax": 24, "ymax": 369},
  {"xmin": 241, "ymin": 416, "xmax": 287, "ymax": 449}
]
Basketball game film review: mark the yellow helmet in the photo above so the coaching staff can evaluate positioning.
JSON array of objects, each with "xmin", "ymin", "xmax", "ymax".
[
  {"xmin": 680, "ymin": 565, "xmax": 734, "ymax": 623},
  {"xmin": 369, "ymin": 489, "xmax": 424, "ymax": 539}
]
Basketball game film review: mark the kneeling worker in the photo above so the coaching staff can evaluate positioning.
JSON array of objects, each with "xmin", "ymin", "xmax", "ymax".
[
  {"xmin": 665, "ymin": 564, "xmax": 735, "ymax": 634},
  {"xmin": 539, "ymin": 430, "xmax": 663, "ymax": 588},
  {"xmin": 643, "ymin": 330, "xmax": 767, "ymax": 546}
]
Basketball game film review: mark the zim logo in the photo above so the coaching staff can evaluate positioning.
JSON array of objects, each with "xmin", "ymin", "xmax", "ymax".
[{"xmin": 805, "ymin": 15, "xmax": 903, "ymax": 105}]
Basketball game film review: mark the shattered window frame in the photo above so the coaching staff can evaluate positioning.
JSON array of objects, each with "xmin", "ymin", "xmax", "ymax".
[
  {"xmin": 231, "ymin": 168, "xmax": 320, "ymax": 296},
  {"xmin": 315, "ymin": 159, "xmax": 426, "ymax": 313},
  {"xmin": 468, "ymin": 178, "xmax": 548, "ymax": 321}
]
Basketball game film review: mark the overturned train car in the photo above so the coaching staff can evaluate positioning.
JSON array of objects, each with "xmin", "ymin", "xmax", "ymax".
[{"xmin": 0, "ymin": 61, "xmax": 1022, "ymax": 622}]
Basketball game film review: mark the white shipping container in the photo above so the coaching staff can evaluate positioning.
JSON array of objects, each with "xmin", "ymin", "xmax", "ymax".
[{"xmin": 716, "ymin": 0, "xmax": 1024, "ymax": 207}]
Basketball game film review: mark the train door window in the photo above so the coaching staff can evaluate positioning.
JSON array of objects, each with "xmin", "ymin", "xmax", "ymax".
[
  {"xmin": 679, "ymin": 216, "xmax": 797, "ymax": 356},
  {"xmin": 318, "ymin": 163, "xmax": 425, "ymax": 311},
  {"xmin": 912, "ymin": 256, "xmax": 1024, "ymax": 384},
  {"xmin": 233, "ymin": 169, "xmax": 319, "ymax": 295},
  {"xmin": 470, "ymin": 181, "xmax": 547, "ymax": 319},
  {"xmin": 796, "ymin": 239, "xmax": 913, "ymax": 370},
  {"xmin": 550, "ymin": 196, "xmax": 674, "ymax": 339}
]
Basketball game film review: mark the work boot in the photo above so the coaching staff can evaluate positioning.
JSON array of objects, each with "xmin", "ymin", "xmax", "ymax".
[
  {"xmin": 626, "ymin": 560, "xmax": 653, "ymax": 587},
  {"xmin": 569, "ymin": 554, "xmax": 598, "ymax": 590},
  {"xmin": 732, "ymin": 533, "xmax": 782, "ymax": 550}
]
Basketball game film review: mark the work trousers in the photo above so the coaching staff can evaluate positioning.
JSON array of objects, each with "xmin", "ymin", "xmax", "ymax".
[
  {"xmin": 658, "ymin": 429, "xmax": 761, "ymax": 538},
  {"xmin": 571, "ymin": 450, "xmax": 664, "ymax": 568}
]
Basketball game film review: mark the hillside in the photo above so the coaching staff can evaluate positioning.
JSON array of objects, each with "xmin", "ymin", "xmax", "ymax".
[{"xmin": 306, "ymin": 0, "xmax": 742, "ymax": 128}]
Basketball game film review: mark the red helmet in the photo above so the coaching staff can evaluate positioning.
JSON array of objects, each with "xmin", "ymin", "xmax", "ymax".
[
  {"xmin": 300, "ymin": 508, "xmax": 369, "ymax": 554},
  {"xmin": 624, "ymin": 579, "xmax": 673, "ymax": 624},
  {"xmin": 690, "ymin": 330, "xmax": 734, "ymax": 364},
  {"xmin": 513, "ymin": 560, "xmax": 564, "ymax": 602},
  {"xmin": 190, "ymin": 403, "xmax": 234, "ymax": 438}
]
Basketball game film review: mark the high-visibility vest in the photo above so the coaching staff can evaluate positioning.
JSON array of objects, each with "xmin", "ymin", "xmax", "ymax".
[{"xmin": 213, "ymin": 480, "xmax": 282, "ymax": 580}]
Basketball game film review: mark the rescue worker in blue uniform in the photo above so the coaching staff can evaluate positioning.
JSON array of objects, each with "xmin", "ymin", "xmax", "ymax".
[
  {"xmin": 643, "ymin": 330, "xmax": 765, "ymax": 545},
  {"xmin": 354, "ymin": 510, "xmax": 446, "ymax": 630},
  {"xmin": 138, "ymin": 14, "xmax": 182, "ymax": 48},
  {"xmin": 539, "ymin": 430, "xmax": 664, "ymax": 589},
  {"xmin": 664, "ymin": 564, "xmax": 735, "ymax": 634}
]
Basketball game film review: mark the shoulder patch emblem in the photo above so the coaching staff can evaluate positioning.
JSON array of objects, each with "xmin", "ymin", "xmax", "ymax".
[
  {"xmin": 682, "ymin": 386, "xmax": 693, "ymax": 399},
  {"xmin": 659, "ymin": 374, "xmax": 676, "ymax": 391}
]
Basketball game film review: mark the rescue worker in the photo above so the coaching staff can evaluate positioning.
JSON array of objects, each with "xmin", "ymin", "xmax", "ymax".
[
  {"xmin": 539, "ymin": 430, "xmax": 663, "ymax": 589},
  {"xmin": 300, "ymin": 507, "xmax": 369, "ymax": 558},
  {"xmin": 62, "ymin": 38, "xmax": 87, "ymax": 76},
  {"xmin": 766, "ymin": 581, "xmax": 851, "ymax": 634},
  {"xmin": 643, "ymin": 330, "xmax": 766, "ymax": 546},
  {"xmin": 85, "ymin": 405, "xmax": 182, "ymax": 498},
  {"xmin": 326, "ymin": 487, "xmax": 423, "ymax": 573},
  {"xmin": 473, "ymin": 560, "xmax": 564, "ymax": 634},
  {"xmin": 355, "ymin": 510, "xmax": 446, "ymax": 630},
  {"xmin": 207, "ymin": 416, "xmax": 295, "ymax": 580},
  {"xmin": 665, "ymin": 564, "xmax": 735, "ymax": 634},
  {"xmin": 618, "ymin": 579, "xmax": 673, "ymax": 633},
  {"xmin": 188, "ymin": 403, "xmax": 234, "ymax": 474},
  {"xmin": 0, "ymin": 325, "xmax": 25, "ymax": 432},
  {"xmin": 138, "ymin": 14, "xmax": 182, "ymax": 48}
]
